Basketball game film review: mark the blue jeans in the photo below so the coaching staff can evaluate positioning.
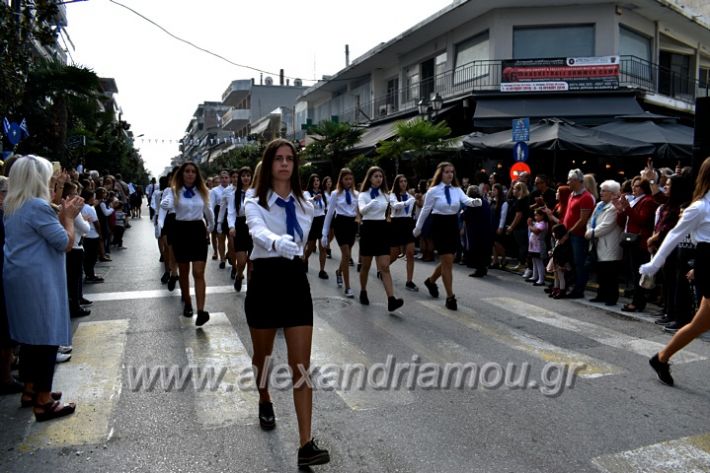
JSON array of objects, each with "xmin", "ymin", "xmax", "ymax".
[{"xmin": 570, "ymin": 235, "xmax": 589, "ymax": 295}]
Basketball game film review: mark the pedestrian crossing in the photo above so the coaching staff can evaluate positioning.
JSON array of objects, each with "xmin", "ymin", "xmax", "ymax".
[
  {"xmin": 592, "ymin": 433, "xmax": 710, "ymax": 472},
  {"xmin": 4, "ymin": 293, "xmax": 709, "ymax": 472}
]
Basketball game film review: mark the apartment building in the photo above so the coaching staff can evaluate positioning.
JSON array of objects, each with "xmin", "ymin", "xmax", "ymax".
[
  {"xmin": 295, "ymin": 0, "xmax": 710, "ymax": 142},
  {"xmin": 181, "ymin": 102, "xmax": 233, "ymax": 164}
]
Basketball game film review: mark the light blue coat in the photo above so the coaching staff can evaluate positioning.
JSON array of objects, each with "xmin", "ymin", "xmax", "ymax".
[{"xmin": 4, "ymin": 198, "xmax": 71, "ymax": 346}]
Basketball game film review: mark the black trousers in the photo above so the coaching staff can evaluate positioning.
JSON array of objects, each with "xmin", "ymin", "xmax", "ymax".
[
  {"xmin": 19, "ymin": 345, "xmax": 58, "ymax": 392},
  {"xmin": 629, "ymin": 242, "xmax": 651, "ymax": 309},
  {"xmin": 66, "ymin": 248, "xmax": 84, "ymax": 314},
  {"xmin": 596, "ymin": 260, "xmax": 621, "ymax": 304},
  {"xmin": 113, "ymin": 226, "xmax": 125, "ymax": 246},
  {"xmin": 663, "ymin": 249, "xmax": 694, "ymax": 325},
  {"xmin": 83, "ymin": 237, "xmax": 99, "ymax": 278}
]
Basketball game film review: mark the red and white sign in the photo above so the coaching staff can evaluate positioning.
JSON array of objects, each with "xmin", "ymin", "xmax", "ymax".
[{"xmin": 509, "ymin": 162, "xmax": 531, "ymax": 182}]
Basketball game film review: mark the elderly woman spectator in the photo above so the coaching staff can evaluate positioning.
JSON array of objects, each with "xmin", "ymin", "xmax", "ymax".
[
  {"xmin": 4, "ymin": 155, "xmax": 83, "ymax": 421},
  {"xmin": 615, "ymin": 177, "xmax": 658, "ymax": 312},
  {"xmin": 585, "ymin": 180, "xmax": 623, "ymax": 306}
]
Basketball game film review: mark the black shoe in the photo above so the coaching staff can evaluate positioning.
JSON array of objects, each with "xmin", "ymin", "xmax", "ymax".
[
  {"xmin": 219, "ymin": 261, "xmax": 226, "ymax": 269},
  {"xmin": 168, "ymin": 275, "xmax": 178, "ymax": 292},
  {"xmin": 588, "ymin": 297, "xmax": 603, "ymax": 303},
  {"xmin": 234, "ymin": 276, "xmax": 243, "ymax": 292},
  {"xmin": 649, "ymin": 353, "xmax": 674, "ymax": 386},
  {"xmin": 445, "ymin": 296, "xmax": 457, "ymax": 311},
  {"xmin": 85, "ymin": 276, "xmax": 104, "ymax": 283},
  {"xmin": 566, "ymin": 292, "xmax": 584, "ymax": 299},
  {"xmin": 196, "ymin": 310, "xmax": 210, "ymax": 326},
  {"xmin": 230, "ymin": 266, "xmax": 237, "ymax": 279},
  {"xmin": 349, "ymin": 258, "xmax": 354, "ymax": 267},
  {"xmin": 655, "ymin": 317, "xmax": 673, "ymax": 325},
  {"xmin": 71, "ymin": 307, "xmax": 91, "ymax": 318},
  {"xmin": 359, "ymin": 291, "xmax": 369, "ymax": 305},
  {"xmin": 605, "ymin": 301, "xmax": 617, "ymax": 306},
  {"xmin": 376, "ymin": 271, "xmax": 382, "ymax": 280},
  {"xmin": 160, "ymin": 271, "xmax": 170, "ymax": 284},
  {"xmin": 388, "ymin": 296, "xmax": 404, "ymax": 312},
  {"xmin": 183, "ymin": 304, "xmax": 193, "ymax": 318},
  {"xmin": 664, "ymin": 322, "xmax": 684, "ymax": 334},
  {"xmin": 326, "ymin": 248, "xmax": 332, "ymax": 259},
  {"xmin": 405, "ymin": 281, "xmax": 419, "ymax": 292},
  {"xmin": 469, "ymin": 271, "xmax": 486, "ymax": 278},
  {"xmin": 0, "ymin": 377, "xmax": 23, "ymax": 395},
  {"xmin": 318, "ymin": 270, "xmax": 329, "ymax": 280},
  {"xmin": 356, "ymin": 263, "xmax": 362, "ymax": 272},
  {"xmin": 424, "ymin": 278, "xmax": 439, "ymax": 298},
  {"xmin": 298, "ymin": 438, "xmax": 330, "ymax": 467},
  {"xmin": 80, "ymin": 298, "xmax": 93, "ymax": 306},
  {"xmin": 258, "ymin": 401, "xmax": 276, "ymax": 430},
  {"xmin": 159, "ymin": 255, "xmax": 164, "ymax": 263}
]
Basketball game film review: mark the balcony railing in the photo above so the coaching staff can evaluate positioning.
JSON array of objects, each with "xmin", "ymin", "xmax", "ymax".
[{"xmin": 330, "ymin": 55, "xmax": 709, "ymax": 124}]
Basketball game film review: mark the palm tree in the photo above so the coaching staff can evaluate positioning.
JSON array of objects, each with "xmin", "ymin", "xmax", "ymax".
[
  {"xmin": 303, "ymin": 120, "xmax": 364, "ymax": 171},
  {"xmin": 376, "ymin": 117, "xmax": 452, "ymax": 176}
]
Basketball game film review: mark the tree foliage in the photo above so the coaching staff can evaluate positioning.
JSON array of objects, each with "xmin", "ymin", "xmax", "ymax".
[
  {"xmin": 375, "ymin": 118, "xmax": 452, "ymax": 178},
  {"xmin": 302, "ymin": 120, "xmax": 364, "ymax": 170}
]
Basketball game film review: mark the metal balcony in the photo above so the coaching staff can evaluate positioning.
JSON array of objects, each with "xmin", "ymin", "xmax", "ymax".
[
  {"xmin": 221, "ymin": 108, "xmax": 251, "ymax": 132},
  {"xmin": 222, "ymin": 80, "xmax": 252, "ymax": 107}
]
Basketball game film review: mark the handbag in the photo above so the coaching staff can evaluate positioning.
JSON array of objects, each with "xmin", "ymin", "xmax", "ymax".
[{"xmin": 620, "ymin": 232, "xmax": 639, "ymax": 248}]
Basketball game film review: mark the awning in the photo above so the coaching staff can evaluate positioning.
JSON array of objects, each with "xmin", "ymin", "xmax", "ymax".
[
  {"xmin": 473, "ymin": 94, "xmax": 644, "ymax": 128},
  {"xmin": 351, "ymin": 122, "xmax": 398, "ymax": 152}
]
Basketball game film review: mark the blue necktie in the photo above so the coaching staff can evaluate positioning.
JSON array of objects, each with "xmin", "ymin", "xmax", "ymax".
[
  {"xmin": 183, "ymin": 186, "xmax": 195, "ymax": 199},
  {"xmin": 275, "ymin": 196, "xmax": 303, "ymax": 241},
  {"xmin": 401, "ymin": 193, "xmax": 410, "ymax": 215},
  {"xmin": 345, "ymin": 189, "xmax": 352, "ymax": 205},
  {"xmin": 314, "ymin": 191, "xmax": 322, "ymax": 208},
  {"xmin": 444, "ymin": 185, "xmax": 451, "ymax": 205},
  {"xmin": 370, "ymin": 187, "xmax": 379, "ymax": 199}
]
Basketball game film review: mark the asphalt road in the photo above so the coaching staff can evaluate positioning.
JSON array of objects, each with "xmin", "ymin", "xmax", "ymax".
[{"xmin": 1, "ymin": 211, "xmax": 709, "ymax": 473}]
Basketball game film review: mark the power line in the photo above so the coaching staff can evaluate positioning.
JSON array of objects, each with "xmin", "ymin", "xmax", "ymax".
[
  {"xmin": 106, "ymin": 0, "xmax": 367, "ymax": 85},
  {"xmin": 107, "ymin": 0, "xmax": 318, "ymax": 83}
]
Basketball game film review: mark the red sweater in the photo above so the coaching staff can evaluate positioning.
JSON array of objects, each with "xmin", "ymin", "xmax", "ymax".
[{"xmin": 616, "ymin": 194, "xmax": 658, "ymax": 251}]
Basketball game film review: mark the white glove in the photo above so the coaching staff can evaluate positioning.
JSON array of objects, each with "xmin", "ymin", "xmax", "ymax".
[
  {"xmin": 639, "ymin": 262, "xmax": 659, "ymax": 277},
  {"xmin": 321, "ymin": 235, "xmax": 329, "ymax": 248},
  {"xmin": 413, "ymin": 228, "xmax": 421, "ymax": 238},
  {"xmin": 274, "ymin": 234, "xmax": 300, "ymax": 258},
  {"xmin": 470, "ymin": 198, "xmax": 482, "ymax": 207}
]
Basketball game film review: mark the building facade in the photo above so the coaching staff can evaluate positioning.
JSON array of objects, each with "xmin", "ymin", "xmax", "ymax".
[{"xmin": 295, "ymin": 0, "xmax": 710, "ymax": 135}]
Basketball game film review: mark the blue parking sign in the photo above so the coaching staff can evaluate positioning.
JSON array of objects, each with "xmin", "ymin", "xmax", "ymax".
[{"xmin": 512, "ymin": 118, "xmax": 530, "ymax": 142}]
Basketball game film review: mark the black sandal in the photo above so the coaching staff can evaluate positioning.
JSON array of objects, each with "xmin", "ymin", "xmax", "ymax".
[
  {"xmin": 34, "ymin": 400, "xmax": 76, "ymax": 422},
  {"xmin": 21, "ymin": 391, "xmax": 62, "ymax": 408}
]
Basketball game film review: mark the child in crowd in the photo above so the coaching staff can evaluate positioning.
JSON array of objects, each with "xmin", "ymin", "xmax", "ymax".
[
  {"xmin": 112, "ymin": 201, "xmax": 127, "ymax": 249},
  {"xmin": 547, "ymin": 224, "xmax": 572, "ymax": 299},
  {"xmin": 527, "ymin": 208, "xmax": 549, "ymax": 286}
]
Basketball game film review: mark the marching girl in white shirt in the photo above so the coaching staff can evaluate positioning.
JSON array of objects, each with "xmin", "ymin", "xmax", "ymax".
[
  {"xmin": 160, "ymin": 162, "xmax": 214, "ymax": 326},
  {"xmin": 321, "ymin": 168, "xmax": 358, "ymax": 298},
  {"xmin": 244, "ymin": 139, "xmax": 330, "ymax": 467},
  {"xmin": 216, "ymin": 169, "xmax": 238, "ymax": 278},
  {"xmin": 388, "ymin": 174, "xmax": 418, "ymax": 292},
  {"xmin": 414, "ymin": 162, "xmax": 482, "ymax": 311},
  {"xmin": 209, "ymin": 171, "xmax": 230, "ymax": 267},
  {"xmin": 358, "ymin": 166, "xmax": 405, "ymax": 312},
  {"xmin": 226, "ymin": 167, "xmax": 253, "ymax": 292},
  {"xmin": 321, "ymin": 176, "xmax": 334, "ymax": 258},
  {"xmin": 641, "ymin": 157, "xmax": 710, "ymax": 386},
  {"xmin": 303, "ymin": 174, "xmax": 329, "ymax": 280}
]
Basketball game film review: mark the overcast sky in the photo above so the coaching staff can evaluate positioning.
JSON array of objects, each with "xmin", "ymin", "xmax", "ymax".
[{"xmin": 67, "ymin": 0, "xmax": 453, "ymax": 177}]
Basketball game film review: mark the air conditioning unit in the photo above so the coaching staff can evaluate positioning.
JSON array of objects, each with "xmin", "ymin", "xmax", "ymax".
[{"xmin": 378, "ymin": 105, "xmax": 387, "ymax": 116}]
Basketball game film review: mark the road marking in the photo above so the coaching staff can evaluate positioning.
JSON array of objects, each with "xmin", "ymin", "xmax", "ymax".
[
  {"xmin": 418, "ymin": 301, "xmax": 623, "ymax": 379},
  {"xmin": 181, "ymin": 312, "xmax": 258, "ymax": 428},
  {"xmin": 484, "ymin": 297, "xmax": 706, "ymax": 364},
  {"xmin": 311, "ymin": 310, "xmax": 415, "ymax": 411},
  {"xmin": 87, "ymin": 285, "xmax": 241, "ymax": 302},
  {"xmin": 22, "ymin": 319, "xmax": 129, "ymax": 449},
  {"xmin": 592, "ymin": 433, "xmax": 710, "ymax": 472}
]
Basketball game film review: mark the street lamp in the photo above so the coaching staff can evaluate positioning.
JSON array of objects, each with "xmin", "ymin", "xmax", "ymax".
[{"xmin": 418, "ymin": 92, "xmax": 443, "ymax": 121}]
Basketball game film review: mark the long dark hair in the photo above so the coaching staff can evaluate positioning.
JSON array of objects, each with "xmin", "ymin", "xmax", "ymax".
[
  {"xmin": 306, "ymin": 173, "xmax": 327, "ymax": 206},
  {"xmin": 693, "ymin": 156, "xmax": 710, "ymax": 203},
  {"xmin": 235, "ymin": 166, "xmax": 252, "ymax": 215},
  {"xmin": 360, "ymin": 166, "xmax": 388, "ymax": 194},
  {"xmin": 668, "ymin": 174, "xmax": 692, "ymax": 208},
  {"xmin": 172, "ymin": 162, "xmax": 208, "ymax": 203},
  {"xmin": 430, "ymin": 161, "xmax": 459, "ymax": 188},
  {"xmin": 254, "ymin": 139, "xmax": 304, "ymax": 209},
  {"xmin": 390, "ymin": 174, "xmax": 408, "ymax": 195}
]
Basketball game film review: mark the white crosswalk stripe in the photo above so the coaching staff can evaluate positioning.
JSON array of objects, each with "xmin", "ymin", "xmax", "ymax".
[
  {"xmin": 591, "ymin": 433, "xmax": 710, "ymax": 472},
  {"xmin": 484, "ymin": 297, "xmax": 706, "ymax": 364},
  {"xmin": 418, "ymin": 300, "xmax": 623, "ymax": 378}
]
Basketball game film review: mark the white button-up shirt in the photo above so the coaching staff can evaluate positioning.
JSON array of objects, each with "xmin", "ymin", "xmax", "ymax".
[
  {"xmin": 217, "ymin": 184, "xmax": 235, "ymax": 225},
  {"xmin": 647, "ymin": 191, "xmax": 710, "ymax": 271},
  {"xmin": 389, "ymin": 192, "xmax": 416, "ymax": 219},
  {"xmin": 322, "ymin": 188, "xmax": 358, "ymax": 237},
  {"xmin": 414, "ymin": 183, "xmax": 480, "ymax": 234},
  {"xmin": 245, "ymin": 191, "xmax": 314, "ymax": 259},
  {"xmin": 358, "ymin": 188, "xmax": 389, "ymax": 221},
  {"xmin": 209, "ymin": 185, "xmax": 227, "ymax": 211},
  {"xmin": 304, "ymin": 191, "xmax": 327, "ymax": 217},
  {"xmin": 161, "ymin": 187, "xmax": 214, "ymax": 229}
]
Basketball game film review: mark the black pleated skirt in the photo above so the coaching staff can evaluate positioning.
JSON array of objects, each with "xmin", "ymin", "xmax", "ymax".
[
  {"xmin": 359, "ymin": 220, "xmax": 391, "ymax": 256},
  {"xmin": 694, "ymin": 243, "xmax": 710, "ymax": 298},
  {"xmin": 235, "ymin": 216, "xmax": 253, "ymax": 253},
  {"xmin": 245, "ymin": 258, "xmax": 313, "ymax": 328},
  {"xmin": 308, "ymin": 215, "xmax": 325, "ymax": 242},
  {"xmin": 333, "ymin": 215, "xmax": 357, "ymax": 247},
  {"xmin": 389, "ymin": 217, "xmax": 415, "ymax": 247}
]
